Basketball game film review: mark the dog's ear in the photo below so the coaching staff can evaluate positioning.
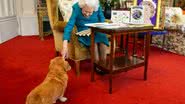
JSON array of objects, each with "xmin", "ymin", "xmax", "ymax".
[
  {"xmin": 50, "ymin": 59, "xmax": 54, "ymax": 64},
  {"xmin": 49, "ymin": 58, "xmax": 55, "ymax": 71}
]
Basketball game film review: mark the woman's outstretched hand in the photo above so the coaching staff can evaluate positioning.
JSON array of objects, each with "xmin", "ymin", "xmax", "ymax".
[{"xmin": 61, "ymin": 40, "xmax": 68, "ymax": 59}]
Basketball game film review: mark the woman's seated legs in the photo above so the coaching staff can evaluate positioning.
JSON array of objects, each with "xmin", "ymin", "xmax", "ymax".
[
  {"xmin": 94, "ymin": 43, "xmax": 108, "ymax": 75},
  {"xmin": 94, "ymin": 43, "xmax": 107, "ymax": 62},
  {"xmin": 99, "ymin": 43, "xmax": 107, "ymax": 62}
]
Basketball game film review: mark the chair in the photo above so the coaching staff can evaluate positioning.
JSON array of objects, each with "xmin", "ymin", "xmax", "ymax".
[
  {"xmin": 46, "ymin": 0, "xmax": 90, "ymax": 76},
  {"xmin": 153, "ymin": 7, "xmax": 185, "ymax": 55}
]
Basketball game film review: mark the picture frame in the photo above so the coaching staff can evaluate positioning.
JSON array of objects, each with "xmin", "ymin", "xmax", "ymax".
[
  {"xmin": 130, "ymin": 6, "xmax": 144, "ymax": 24},
  {"xmin": 133, "ymin": 0, "xmax": 165, "ymax": 29}
]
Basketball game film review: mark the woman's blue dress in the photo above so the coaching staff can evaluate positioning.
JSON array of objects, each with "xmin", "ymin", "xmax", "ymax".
[{"xmin": 63, "ymin": 3, "xmax": 109, "ymax": 47}]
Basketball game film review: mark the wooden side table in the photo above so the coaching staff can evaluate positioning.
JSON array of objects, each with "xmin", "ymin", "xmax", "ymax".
[
  {"xmin": 89, "ymin": 25, "xmax": 153, "ymax": 94},
  {"xmin": 37, "ymin": 6, "xmax": 52, "ymax": 40}
]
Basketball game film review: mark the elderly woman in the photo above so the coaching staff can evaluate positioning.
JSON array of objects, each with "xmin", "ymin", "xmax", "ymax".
[{"xmin": 61, "ymin": 0, "xmax": 109, "ymax": 73}]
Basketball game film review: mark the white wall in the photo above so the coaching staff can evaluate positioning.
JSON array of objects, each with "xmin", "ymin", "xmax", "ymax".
[
  {"xmin": 19, "ymin": 16, "xmax": 38, "ymax": 35},
  {"xmin": 0, "ymin": 0, "xmax": 18, "ymax": 44},
  {"xmin": 0, "ymin": 0, "xmax": 38, "ymax": 43},
  {"xmin": 16, "ymin": 0, "xmax": 39, "ymax": 36},
  {"xmin": 0, "ymin": 16, "xmax": 18, "ymax": 43},
  {"xmin": 0, "ymin": 0, "xmax": 39, "ymax": 43},
  {"xmin": 0, "ymin": 0, "xmax": 16, "ymax": 17}
]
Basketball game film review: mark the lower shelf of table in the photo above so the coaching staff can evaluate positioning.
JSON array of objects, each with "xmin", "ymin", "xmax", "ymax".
[{"xmin": 94, "ymin": 56, "xmax": 145, "ymax": 74}]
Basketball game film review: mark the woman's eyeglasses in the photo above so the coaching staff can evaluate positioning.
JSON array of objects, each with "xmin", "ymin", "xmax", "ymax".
[{"xmin": 82, "ymin": 10, "xmax": 93, "ymax": 16}]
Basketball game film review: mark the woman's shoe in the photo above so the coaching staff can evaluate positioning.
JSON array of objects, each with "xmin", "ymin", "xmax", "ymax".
[{"xmin": 95, "ymin": 68, "xmax": 107, "ymax": 75}]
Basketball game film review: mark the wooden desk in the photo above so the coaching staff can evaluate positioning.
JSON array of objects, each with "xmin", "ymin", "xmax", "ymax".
[{"xmin": 90, "ymin": 25, "xmax": 153, "ymax": 94}]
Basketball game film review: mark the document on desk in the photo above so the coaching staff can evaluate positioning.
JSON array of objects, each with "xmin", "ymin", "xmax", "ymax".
[
  {"xmin": 85, "ymin": 23, "xmax": 128, "ymax": 29},
  {"xmin": 76, "ymin": 29, "xmax": 91, "ymax": 36},
  {"xmin": 85, "ymin": 22, "xmax": 109, "ymax": 27},
  {"xmin": 127, "ymin": 24, "xmax": 153, "ymax": 27},
  {"xmin": 85, "ymin": 23, "xmax": 153, "ymax": 29}
]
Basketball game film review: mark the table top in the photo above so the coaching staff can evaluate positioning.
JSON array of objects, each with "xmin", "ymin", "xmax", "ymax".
[{"xmin": 87, "ymin": 23, "xmax": 154, "ymax": 34}]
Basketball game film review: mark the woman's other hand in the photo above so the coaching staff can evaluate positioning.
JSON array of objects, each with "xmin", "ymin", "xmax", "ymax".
[{"xmin": 61, "ymin": 40, "xmax": 68, "ymax": 59}]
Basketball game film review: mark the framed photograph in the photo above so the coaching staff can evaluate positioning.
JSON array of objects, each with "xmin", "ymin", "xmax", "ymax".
[
  {"xmin": 130, "ymin": 6, "xmax": 144, "ymax": 24},
  {"xmin": 133, "ymin": 0, "xmax": 164, "ymax": 29}
]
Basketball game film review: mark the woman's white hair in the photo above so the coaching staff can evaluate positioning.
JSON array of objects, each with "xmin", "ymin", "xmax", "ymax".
[{"xmin": 78, "ymin": 0, "xmax": 100, "ymax": 11}]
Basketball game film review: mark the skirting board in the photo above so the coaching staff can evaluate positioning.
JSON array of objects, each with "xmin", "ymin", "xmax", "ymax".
[
  {"xmin": 18, "ymin": 16, "xmax": 39, "ymax": 36},
  {"xmin": 0, "ymin": 16, "xmax": 18, "ymax": 44}
]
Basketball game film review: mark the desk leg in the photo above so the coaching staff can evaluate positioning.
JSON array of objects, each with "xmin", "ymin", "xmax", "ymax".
[
  {"xmin": 91, "ymin": 30, "xmax": 95, "ymax": 82},
  {"xmin": 132, "ymin": 33, "xmax": 138, "ymax": 57},
  {"xmin": 109, "ymin": 33, "xmax": 115, "ymax": 94},
  {"xmin": 144, "ymin": 32, "xmax": 150, "ymax": 80},
  {"xmin": 120, "ymin": 35, "xmax": 123, "ymax": 48},
  {"xmin": 125, "ymin": 34, "xmax": 129, "ymax": 56}
]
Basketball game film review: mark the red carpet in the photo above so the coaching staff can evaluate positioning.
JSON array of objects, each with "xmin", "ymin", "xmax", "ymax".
[{"xmin": 1, "ymin": 36, "xmax": 185, "ymax": 104}]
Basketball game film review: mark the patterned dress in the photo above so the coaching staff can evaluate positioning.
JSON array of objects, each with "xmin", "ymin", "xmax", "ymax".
[{"xmin": 63, "ymin": 3, "xmax": 109, "ymax": 47}]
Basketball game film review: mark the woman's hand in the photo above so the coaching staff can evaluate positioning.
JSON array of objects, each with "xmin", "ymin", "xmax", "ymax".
[{"xmin": 61, "ymin": 40, "xmax": 68, "ymax": 59}]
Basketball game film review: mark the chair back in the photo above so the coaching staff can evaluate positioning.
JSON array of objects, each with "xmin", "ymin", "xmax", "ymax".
[
  {"xmin": 46, "ymin": 0, "xmax": 59, "ymax": 29},
  {"xmin": 46, "ymin": 0, "xmax": 78, "ymax": 32},
  {"xmin": 165, "ymin": 7, "xmax": 183, "ymax": 24},
  {"xmin": 58, "ymin": 0, "xmax": 78, "ymax": 22}
]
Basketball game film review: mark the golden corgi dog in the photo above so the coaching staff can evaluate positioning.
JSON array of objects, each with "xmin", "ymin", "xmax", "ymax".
[{"xmin": 26, "ymin": 57, "xmax": 71, "ymax": 104}]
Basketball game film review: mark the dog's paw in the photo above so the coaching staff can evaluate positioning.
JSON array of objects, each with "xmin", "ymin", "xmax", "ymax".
[{"xmin": 59, "ymin": 97, "xmax": 67, "ymax": 102}]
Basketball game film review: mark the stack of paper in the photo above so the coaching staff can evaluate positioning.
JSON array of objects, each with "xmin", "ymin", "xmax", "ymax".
[
  {"xmin": 76, "ymin": 29, "xmax": 91, "ymax": 36},
  {"xmin": 85, "ymin": 23, "xmax": 109, "ymax": 27},
  {"xmin": 85, "ymin": 22, "xmax": 152, "ymax": 29}
]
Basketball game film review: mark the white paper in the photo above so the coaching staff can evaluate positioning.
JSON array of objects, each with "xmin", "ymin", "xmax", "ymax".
[
  {"xmin": 111, "ymin": 10, "xmax": 130, "ymax": 23},
  {"xmin": 85, "ymin": 22, "xmax": 110, "ymax": 27},
  {"xmin": 76, "ymin": 29, "xmax": 91, "ymax": 36},
  {"xmin": 85, "ymin": 23, "xmax": 128, "ymax": 29}
]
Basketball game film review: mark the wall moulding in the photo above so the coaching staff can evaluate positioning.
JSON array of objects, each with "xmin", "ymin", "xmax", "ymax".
[
  {"xmin": 0, "ymin": 16, "xmax": 18, "ymax": 44},
  {"xmin": 0, "ymin": 16, "xmax": 17, "ymax": 22}
]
